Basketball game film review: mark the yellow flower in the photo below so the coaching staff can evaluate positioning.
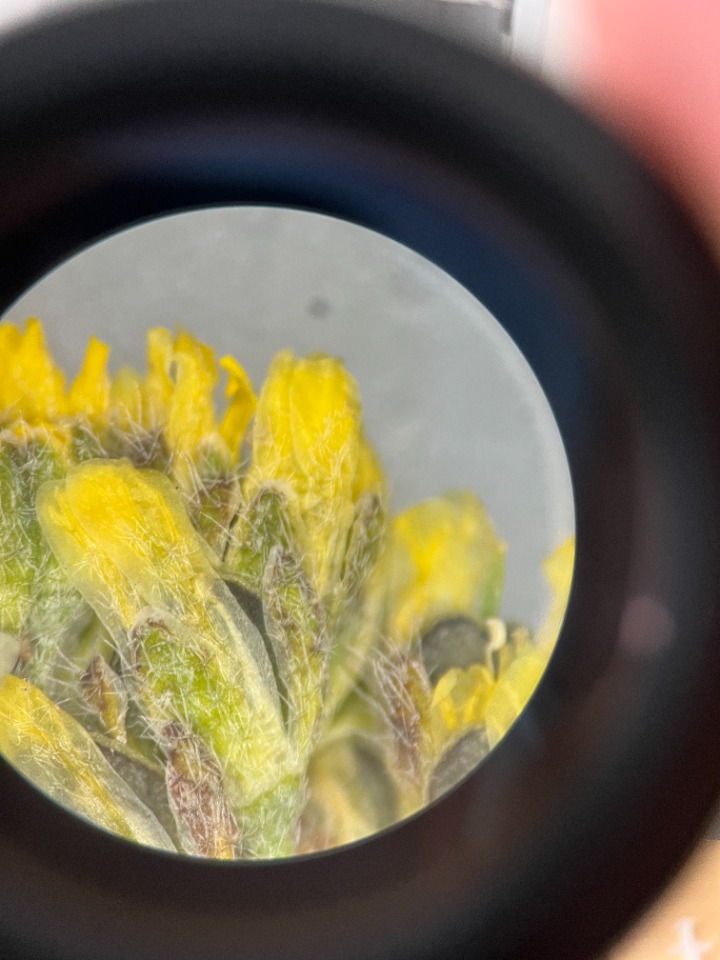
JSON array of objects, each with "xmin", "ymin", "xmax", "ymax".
[
  {"xmin": 143, "ymin": 327, "xmax": 174, "ymax": 427},
  {"xmin": 383, "ymin": 491, "xmax": 506, "ymax": 643},
  {"xmin": 376, "ymin": 652, "xmax": 495, "ymax": 815},
  {"xmin": 36, "ymin": 459, "xmax": 222, "ymax": 630},
  {"xmin": 108, "ymin": 366, "xmax": 144, "ymax": 430},
  {"xmin": 429, "ymin": 664, "xmax": 495, "ymax": 750},
  {"xmin": 484, "ymin": 535, "xmax": 575, "ymax": 746},
  {"xmin": 0, "ymin": 317, "xmax": 574, "ymax": 859},
  {"xmin": 163, "ymin": 331, "xmax": 218, "ymax": 464},
  {"xmin": 535, "ymin": 535, "xmax": 575, "ymax": 651},
  {"xmin": 219, "ymin": 355, "xmax": 257, "ymax": 454},
  {"xmin": 36, "ymin": 459, "xmax": 301, "ymax": 855},
  {"xmin": 68, "ymin": 337, "xmax": 111, "ymax": 423},
  {"xmin": 425, "ymin": 663, "xmax": 497, "ymax": 802},
  {"xmin": 109, "ymin": 329, "xmax": 257, "ymax": 474},
  {"xmin": 352, "ymin": 432, "xmax": 386, "ymax": 501},
  {"xmin": 0, "ymin": 319, "xmax": 68, "ymax": 426},
  {"xmin": 0, "ymin": 674, "xmax": 174, "ymax": 850},
  {"xmin": 0, "ymin": 320, "xmax": 118, "ymax": 436},
  {"xmin": 484, "ymin": 653, "xmax": 547, "ymax": 747},
  {"xmin": 248, "ymin": 351, "xmax": 379, "ymax": 593}
]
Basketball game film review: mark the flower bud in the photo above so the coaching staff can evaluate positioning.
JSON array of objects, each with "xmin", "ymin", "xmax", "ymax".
[{"xmin": 0, "ymin": 675, "xmax": 174, "ymax": 851}]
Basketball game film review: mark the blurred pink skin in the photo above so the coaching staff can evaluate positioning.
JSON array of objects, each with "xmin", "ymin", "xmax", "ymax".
[{"xmin": 574, "ymin": 0, "xmax": 720, "ymax": 254}]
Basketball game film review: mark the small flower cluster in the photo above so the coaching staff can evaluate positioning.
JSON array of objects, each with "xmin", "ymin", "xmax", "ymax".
[{"xmin": 0, "ymin": 319, "xmax": 573, "ymax": 858}]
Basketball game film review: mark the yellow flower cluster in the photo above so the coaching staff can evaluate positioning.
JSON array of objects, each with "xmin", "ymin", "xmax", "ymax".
[
  {"xmin": 0, "ymin": 318, "xmax": 575, "ymax": 859},
  {"xmin": 428, "ymin": 535, "xmax": 575, "ymax": 751},
  {"xmin": 356, "ymin": 513, "xmax": 574, "ymax": 822},
  {"xmin": 0, "ymin": 319, "xmax": 256, "ymax": 475},
  {"xmin": 108, "ymin": 329, "xmax": 256, "ymax": 471}
]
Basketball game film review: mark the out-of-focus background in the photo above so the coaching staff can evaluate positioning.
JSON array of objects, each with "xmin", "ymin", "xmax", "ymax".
[
  {"xmin": 1, "ymin": 3, "xmax": 719, "ymax": 959},
  {"xmin": 0, "ymin": 0, "xmax": 551, "ymax": 65}
]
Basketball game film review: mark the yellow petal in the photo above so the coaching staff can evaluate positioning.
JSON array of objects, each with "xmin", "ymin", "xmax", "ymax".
[
  {"xmin": 165, "ymin": 331, "xmax": 219, "ymax": 463},
  {"xmin": 0, "ymin": 322, "xmax": 21, "ymax": 350},
  {"xmin": 2, "ymin": 319, "xmax": 67, "ymax": 424},
  {"xmin": 143, "ymin": 327, "xmax": 174, "ymax": 428},
  {"xmin": 36, "ymin": 460, "xmax": 215, "ymax": 630},
  {"xmin": 218, "ymin": 355, "xmax": 257, "ymax": 456},
  {"xmin": 249, "ymin": 350, "xmax": 296, "ymax": 484},
  {"xmin": 430, "ymin": 664, "xmax": 494, "ymax": 747},
  {"xmin": 68, "ymin": 337, "xmax": 110, "ymax": 421},
  {"xmin": 485, "ymin": 652, "xmax": 547, "ymax": 747},
  {"xmin": 290, "ymin": 356, "xmax": 361, "ymax": 589},
  {"xmin": 352, "ymin": 432, "xmax": 386, "ymax": 501},
  {"xmin": 109, "ymin": 367, "xmax": 144, "ymax": 430},
  {"xmin": 535, "ymin": 535, "xmax": 575, "ymax": 652},
  {"xmin": 0, "ymin": 323, "xmax": 22, "ymax": 414},
  {"xmin": 288, "ymin": 355, "xmax": 360, "ymax": 496},
  {"xmin": 478, "ymin": 536, "xmax": 569, "ymax": 747},
  {"xmin": 35, "ymin": 465, "xmax": 139, "ymax": 627},
  {"xmin": 249, "ymin": 352, "xmax": 364, "ymax": 592},
  {"xmin": 0, "ymin": 675, "xmax": 174, "ymax": 850},
  {"xmin": 19, "ymin": 318, "xmax": 68, "ymax": 420},
  {"xmin": 385, "ymin": 491, "xmax": 506, "ymax": 642}
]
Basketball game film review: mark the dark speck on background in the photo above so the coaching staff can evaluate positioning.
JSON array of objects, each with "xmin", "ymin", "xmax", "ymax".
[{"xmin": 307, "ymin": 295, "xmax": 331, "ymax": 319}]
